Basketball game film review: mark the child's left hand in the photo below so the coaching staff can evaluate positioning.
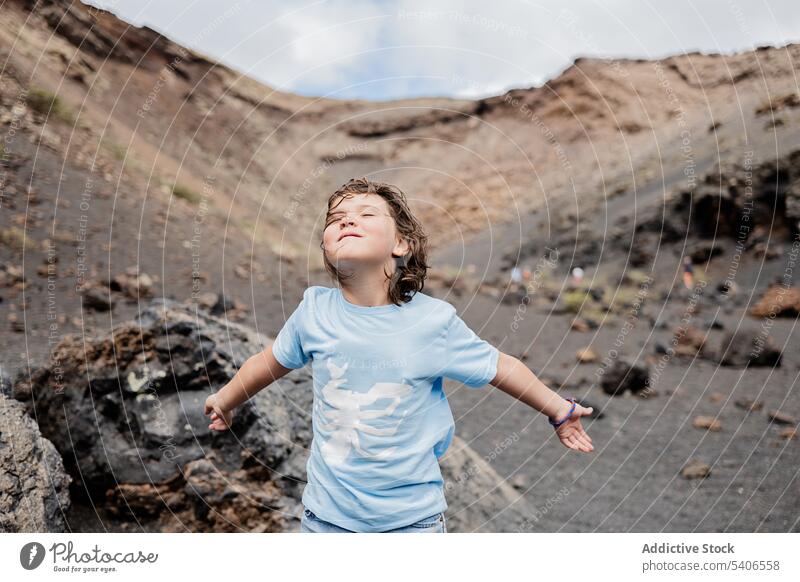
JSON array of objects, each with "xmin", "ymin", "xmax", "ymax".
[{"xmin": 554, "ymin": 403, "xmax": 594, "ymax": 453}]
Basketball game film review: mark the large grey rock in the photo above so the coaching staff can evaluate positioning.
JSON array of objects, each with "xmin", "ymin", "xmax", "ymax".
[
  {"xmin": 0, "ymin": 395, "xmax": 72, "ymax": 532},
  {"xmin": 440, "ymin": 437, "xmax": 536, "ymax": 532},
  {"xmin": 12, "ymin": 298, "xmax": 304, "ymax": 531}
]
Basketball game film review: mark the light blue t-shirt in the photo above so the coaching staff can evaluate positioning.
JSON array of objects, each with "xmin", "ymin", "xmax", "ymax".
[{"xmin": 270, "ymin": 285, "xmax": 500, "ymax": 532}]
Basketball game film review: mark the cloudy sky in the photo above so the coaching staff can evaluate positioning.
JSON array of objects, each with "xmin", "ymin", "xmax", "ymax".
[{"xmin": 83, "ymin": 0, "xmax": 800, "ymax": 101}]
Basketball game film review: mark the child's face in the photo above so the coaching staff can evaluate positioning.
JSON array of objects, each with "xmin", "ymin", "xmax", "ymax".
[{"xmin": 322, "ymin": 193, "xmax": 409, "ymax": 270}]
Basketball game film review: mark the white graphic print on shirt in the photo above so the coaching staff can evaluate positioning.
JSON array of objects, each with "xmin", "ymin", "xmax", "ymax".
[{"xmin": 316, "ymin": 358, "xmax": 412, "ymax": 467}]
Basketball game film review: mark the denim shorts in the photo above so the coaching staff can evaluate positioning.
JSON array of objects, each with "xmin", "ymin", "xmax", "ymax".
[{"xmin": 300, "ymin": 507, "xmax": 447, "ymax": 533}]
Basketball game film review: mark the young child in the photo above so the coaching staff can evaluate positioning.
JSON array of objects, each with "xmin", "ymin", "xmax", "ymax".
[
  {"xmin": 203, "ymin": 177, "xmax": 594, "ymax": 533},
  {"xmin": 682, "ymin": 255, "xmax": 695, "ymax": 290}
]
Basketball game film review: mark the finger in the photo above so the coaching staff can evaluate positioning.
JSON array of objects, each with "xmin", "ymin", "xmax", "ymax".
[
  {"xmin": 576, "ymin": 434, "xmax": 593, "ymax": 451},
  {"xmin": 570, "ymin": 433, "xmax": 589, "ymax": 452},
  {"xmin": 566, "ymin": 435, "xmax": 580, "ymax": 451}
]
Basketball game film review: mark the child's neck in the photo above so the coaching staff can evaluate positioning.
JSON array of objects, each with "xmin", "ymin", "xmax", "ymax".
[{"xmin": 339, "ymin": 270, "xmax": 393, "ymax": 307}]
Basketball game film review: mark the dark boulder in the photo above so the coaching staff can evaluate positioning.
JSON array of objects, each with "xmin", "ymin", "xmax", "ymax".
[
  {"xmin": 12, "ymin": 298, "xmax": 305, "ymax": 531},
  {"xmin": 600, "ymin": 359, "xmax": 651, "ymax": 396}
]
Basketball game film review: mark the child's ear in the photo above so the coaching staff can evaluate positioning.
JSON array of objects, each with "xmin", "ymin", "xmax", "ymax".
[{"xmin": 392, "ymin": 236, "xmax": 410, "ymax": 259}]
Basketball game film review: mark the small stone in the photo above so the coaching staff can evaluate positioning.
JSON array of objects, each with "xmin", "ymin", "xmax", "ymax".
[
  {"xmin": 571, "ymin": 318, "xmax": 590, "ymax": 332},
  {"xmin": 692, "ymin": 415, "xmax": 722, "ymax": 431},
  {"xmin": 778, "ymin": 427, "xmax": 797, "ymax": 440},
  {"xmin": 509, "ymin": 475, "xmax": 526, "ymax": 491},
  {"xmin": 82, "ymin": 287, "xmax": 115, "ymax": 312},
  {"xmin": 681, "ymin": 459, "xmax": 711, "ymax": 479},
  {"xmin": 768, "ymin": 410, "xmax": 796, "ymax": 425},
  {"xmin": 8, "ymin": 313, "xmax": 24, "ymax": 333},
  {"xmin": 576, "ymin": 347, "xmax": 598, "ymax": 363},
  {"xmin": 109, "ymin": 269, "xmax": 154, "ymax": 298},
  {"xmin": 650, "ymin": 317, "xmax": 670, "ymax": 331},
  {"xmin": 708, "ymin": 392, "xmax": 725, "ymax": 404},
  {"xmin": 193, "ymin": 292, "xmax": 218, "ymax": 310},
  {"xmin": 734, "ymin": 398, "xmax": 763, "ymax": 412},
  {"xmin": 672, "ymin": 325, "xmax": 708, "ymax": 358},
  {"xmin": 211, "ymin": 293, "xmax": 235, "ymax": 316}
]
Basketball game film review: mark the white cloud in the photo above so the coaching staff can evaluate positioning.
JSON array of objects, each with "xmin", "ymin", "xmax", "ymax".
[{"xmin": 81, "ymin": 0, "xmax": 800, "ymax": 100}]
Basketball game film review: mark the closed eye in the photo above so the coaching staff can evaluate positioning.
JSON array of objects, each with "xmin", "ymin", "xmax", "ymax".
[{"xmin": 325, "ymin": 210, "xmax": 379, "ymax": 226}]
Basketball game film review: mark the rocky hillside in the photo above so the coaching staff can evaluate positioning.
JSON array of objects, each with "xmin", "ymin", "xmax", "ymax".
[{"xmin": 3, "ymin": 1, "xmax": 800, "ymax": 255}]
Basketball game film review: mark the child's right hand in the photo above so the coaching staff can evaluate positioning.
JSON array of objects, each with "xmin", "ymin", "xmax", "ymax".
[{"xmin": 204, "ymin": 393, "xmax": 234, "ymax": 431}]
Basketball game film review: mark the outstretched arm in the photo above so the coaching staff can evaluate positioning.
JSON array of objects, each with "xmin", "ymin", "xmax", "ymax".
[
  {"xmin": 489, "ymin": 351, "xmax": 595, "ymax": 453},
  {"xmin": 204, "ymin": 343, "xmax": 293, "ymax": 430}
]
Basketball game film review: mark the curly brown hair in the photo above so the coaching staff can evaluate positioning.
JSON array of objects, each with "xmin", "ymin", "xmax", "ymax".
[{"xmin": 320, "ymin": 177, "xmax": 429, "ymax": 305}]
